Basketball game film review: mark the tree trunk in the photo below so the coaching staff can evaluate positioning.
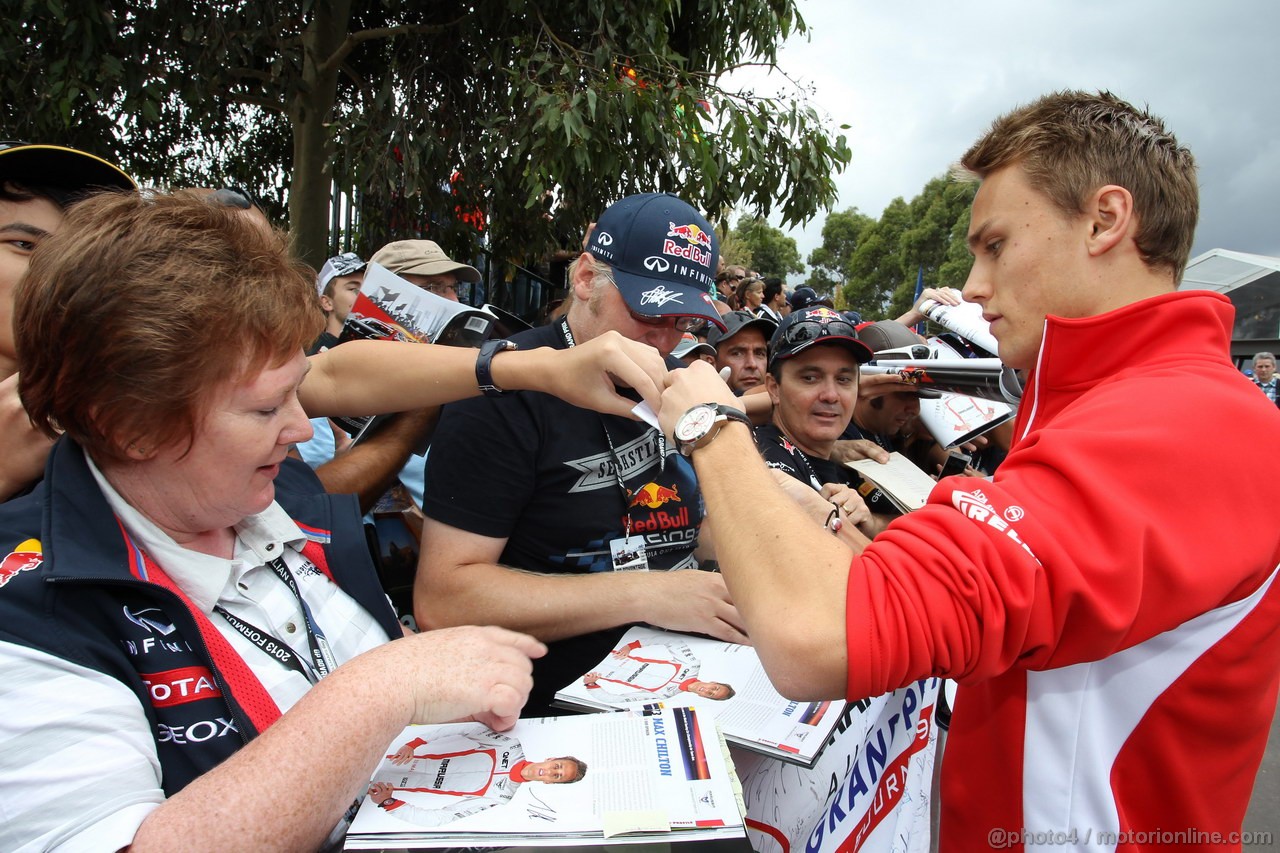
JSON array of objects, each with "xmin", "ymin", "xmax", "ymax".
[{"xmin": 287, "ymin": 0, "xmax": 353, "ymax": 270}]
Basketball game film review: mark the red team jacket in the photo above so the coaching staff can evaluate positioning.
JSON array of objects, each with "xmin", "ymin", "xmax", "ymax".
[{"xmin": 844, "ymin": 291, "xmax": 1280, "ymax": 850}]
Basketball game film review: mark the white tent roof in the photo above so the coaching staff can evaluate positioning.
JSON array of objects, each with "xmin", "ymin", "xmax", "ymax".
[
  {"xmin": 1180, "ymin": 249, "xmax": 1280, "ymax": 347},
  {"xmin": 1179, "ymin": 248, "xmax": 1280, "ymax": 294}
]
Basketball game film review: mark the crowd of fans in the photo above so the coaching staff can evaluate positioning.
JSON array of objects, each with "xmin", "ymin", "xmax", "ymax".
[{"xmin": 0, "ymin": 86, "xmax": 1278, "ymax": 853}]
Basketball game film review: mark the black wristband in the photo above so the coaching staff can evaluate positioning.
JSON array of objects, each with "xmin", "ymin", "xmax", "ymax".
[{"xmin": 476, "ymin": 339, "xmax": 518, "ymax": 397}]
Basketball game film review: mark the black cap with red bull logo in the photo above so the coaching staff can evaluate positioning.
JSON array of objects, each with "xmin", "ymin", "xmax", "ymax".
[
  {"xmin": 769, "ymin": 306, "xmax": 874, "ymax": 368},
  {"xmin": 586, "ymin": 192, "xmax": 726, "ymax": 331}
]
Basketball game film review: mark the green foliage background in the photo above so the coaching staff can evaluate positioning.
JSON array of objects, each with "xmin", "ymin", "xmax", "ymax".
[
  {"xmin": 2, "ymin": 0, "xmax": 852, "ymax": 271},
  {"xmin": 806, "ymin": 176, "xmax": 977, "ymax": 317}
]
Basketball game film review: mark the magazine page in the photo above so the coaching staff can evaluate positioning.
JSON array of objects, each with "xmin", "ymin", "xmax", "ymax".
[
  {"xmin": 918, "ymin": 297, "xmax": 999, "ymax": 356},
  {"xmin": 845, "ymin": 452, "xmax": 938, "ymax": 513},
  {"xmin": 344, "ymin": 708, "xmax": 744, "ymax": 849},
  {"xmin": 554, "ymin": 626, "xmax": 847, "ymax": 768},
  {"xmin": 342, "ymin": 262, "xmax": 495, "ymax": 347},
  {"xmin": 735, "ymin": 678, "xmax": 942, "ymax": 853},
  {"xmin": 331, "ymin": 263, "xmax": 496, "ymax": 437},
  {"xmin": 913, "ymin": 340, "xmax": 1015, "ymax": 449}
]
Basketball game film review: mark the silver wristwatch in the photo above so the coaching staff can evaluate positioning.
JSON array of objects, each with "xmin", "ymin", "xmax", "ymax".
[{"xmin": 673, "ymin": 403, "xmax": 751, "ymax": 457}]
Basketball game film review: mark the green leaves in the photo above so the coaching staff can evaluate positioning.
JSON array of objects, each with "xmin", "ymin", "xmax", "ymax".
[
  {"xmin": 814, "ymin": 177, "xmax": 976, "ymax": 318},
  {"xmin": 4, "ymin": 0, "xmax": 852, "ymax": 273}
]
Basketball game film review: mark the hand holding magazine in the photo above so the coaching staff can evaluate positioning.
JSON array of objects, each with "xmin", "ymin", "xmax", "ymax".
[{"xmin": 332, "ymin": 262, "xmax": 498, "ymax": 439}]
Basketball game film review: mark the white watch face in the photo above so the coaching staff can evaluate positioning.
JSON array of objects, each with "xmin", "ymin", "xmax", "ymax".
[{"xmin": 675, "ymin": 405, "xmax": 718, "ymax": 442}]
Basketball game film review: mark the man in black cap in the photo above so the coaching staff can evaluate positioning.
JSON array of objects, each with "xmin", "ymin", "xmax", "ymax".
[
  {"xmin": 0, "ymin": 142, "xmax": 134, "ymax": 500},
  {"xmin": 753, "ymin": 306, "xmax": 886, "ymax": 539},
  {"xmin": 708, "ymin": 310, "xmax": 776, "ymax": 394},
  {"xmin": 786, "ymin": 286, "xmax": 833, "ymax": 313},
  {"xmin": 416, "ymin": 193, "xmax": 745, "ymax": 715}
]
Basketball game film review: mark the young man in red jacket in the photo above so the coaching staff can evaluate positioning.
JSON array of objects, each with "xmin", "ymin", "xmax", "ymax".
[{"xmin": 659, "ymin": 90, "xmax": 1280, "ymax": 851}]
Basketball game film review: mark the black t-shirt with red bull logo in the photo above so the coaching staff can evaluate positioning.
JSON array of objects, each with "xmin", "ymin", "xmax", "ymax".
[
  {"xmin": 422, "ymin": 322, "xmax": 705, "ymax": 714},
  {"xmin": 755, "ymin": 423, "xmax": 903, "ymax": 519}
]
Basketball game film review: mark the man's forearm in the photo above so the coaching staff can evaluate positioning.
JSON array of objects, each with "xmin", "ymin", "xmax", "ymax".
[
  {"xmin": 686, "ymin": 421, "xmax": 853, "ymax": 699},
  {"xmin": 416, "ymin": 558, "xmax": 676, "ymax": 642},
  {"xmin": 313, "ymin": 408, "xmax": 439, "ymax": 513}
]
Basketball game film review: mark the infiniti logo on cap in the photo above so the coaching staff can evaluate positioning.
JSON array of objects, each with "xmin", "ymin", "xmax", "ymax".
[
  {"xmin": 643, "ymin": 256, "xmax": 671, "ymax": 272},
  {"xmin": 596, "ymin": 232, "xmax": 614, "ymax": 246}
]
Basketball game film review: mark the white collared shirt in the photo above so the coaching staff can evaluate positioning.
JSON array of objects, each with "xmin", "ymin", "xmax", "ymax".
[{"xmin": 87, "ymin": 456, "xmax": 392, "ymax": 710}]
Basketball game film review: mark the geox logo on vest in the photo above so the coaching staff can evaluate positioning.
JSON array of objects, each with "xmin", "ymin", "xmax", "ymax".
[{"xmin": 0, "ymin": 538, "xmax": 42, "ymax": 588}]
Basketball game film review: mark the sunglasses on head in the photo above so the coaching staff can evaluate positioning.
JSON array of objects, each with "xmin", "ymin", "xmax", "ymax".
[
  {"xmin": 208, "ymin": 186, "xmax": 259, "ymax": 210},
  {"xmin": 780, "ymin": 317, "xmax": 859, "ymax": 347}
]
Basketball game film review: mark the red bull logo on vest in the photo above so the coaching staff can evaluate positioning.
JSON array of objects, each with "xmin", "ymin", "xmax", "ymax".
[{"xmin": 0, "ymin": 538, "xmax": 42, "ymax": 588}]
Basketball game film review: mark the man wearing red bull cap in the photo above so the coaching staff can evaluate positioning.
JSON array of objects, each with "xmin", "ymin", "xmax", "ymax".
[
  {"xmin": 418, "ymin": 192, "xmax": 747, "ymax": 716},
  {"xmin": 753, "ymin": 306, "xmax": 887, "ymax": 539}
]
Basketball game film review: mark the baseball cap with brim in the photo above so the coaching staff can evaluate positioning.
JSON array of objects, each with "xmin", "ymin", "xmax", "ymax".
[
  {"xmin": 316, "ymin": 252, "xmax": 368, "ymax": 296},
  {"xmin": 707, "ymin": 310, "xmax": 777, "ymax": 348},
  {"xmin": 369, "ymin": 239, "xmax": 481, "ymax": 283},
  {"xmin": 586, "ymin": 192, "xmax": 725, "ymax": 331},
  {"xmin": 787, "ymin": 285, "xmax": 833, "ymax": 312},
  {"xmin": 769, "ymin": 305, "xmax": 873, "ymax": 370},
  {"xmin": 0, "ymin": 141, "xmax": 135, "ymax": 193},
  {"xmin": 856, "ymin": 319, "xmax": 942, "ymax": 397},
  {"xmin": 672, "ymin": 332, "xmax": 717, "ymax": 360},
  {"xmin": 856, "ymin": 320, "xmax": 927, "ymax": 355}
]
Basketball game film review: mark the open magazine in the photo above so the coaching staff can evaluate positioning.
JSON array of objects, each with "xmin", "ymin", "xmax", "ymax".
[
  {"xmin": 552, "ymin": 626, "xmax": 847, "ymax": 769},
  {"xmin": 332, "ymin": 262, "xmax": 498, "ymax": 439},
  {"xmin": 845, "ymin": 451, "xmax": 939, "ymax": 513},
  {"xmin": 344, "ymin": 708, "xmax": 745, "ymax": 849}
]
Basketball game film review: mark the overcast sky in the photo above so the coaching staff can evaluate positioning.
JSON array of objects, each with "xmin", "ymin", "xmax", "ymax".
[{"xmin": 731, "ymin": 0, "xmax": 1280, "ymax": 275}]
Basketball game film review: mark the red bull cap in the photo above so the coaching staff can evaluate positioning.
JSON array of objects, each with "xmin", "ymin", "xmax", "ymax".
[{"xmin": 586, "ymin": 193, "xmax": 725, "ymax": 331}]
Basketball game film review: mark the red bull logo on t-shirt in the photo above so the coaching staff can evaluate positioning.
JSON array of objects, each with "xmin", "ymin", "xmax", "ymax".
[{"xmin": 628, "ymin": 482, "xmax": 682, "ymax": 510}]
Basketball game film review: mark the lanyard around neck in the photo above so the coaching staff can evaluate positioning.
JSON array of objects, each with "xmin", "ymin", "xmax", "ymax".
[
  {"xmin": 558, "ymin": 316, "xmax": 576, "ymax": 349},
  {"xmin": 771, "ymin": 427, "xmax": 823, "ymax": 490},
  {"xmin": 214, "ymin": 554, "xmax": 336, "ymax": 684},
  {"xmin": 561, "ymin": 314, "xmax": 668, "ymax": 538}
]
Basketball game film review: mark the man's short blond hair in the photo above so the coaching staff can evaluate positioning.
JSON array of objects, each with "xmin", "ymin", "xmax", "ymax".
[{"xmin": 956, "ymin": 90, "xmax": 1198, "ymax": 280}]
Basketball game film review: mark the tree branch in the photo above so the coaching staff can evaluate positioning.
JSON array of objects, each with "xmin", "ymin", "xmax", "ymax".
[{"xmin": 317, "ymin": 18, "xmax": 467, "ymax": 76}]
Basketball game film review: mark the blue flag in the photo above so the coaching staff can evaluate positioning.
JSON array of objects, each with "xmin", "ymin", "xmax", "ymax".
[{"xmin": 912, "ymin": 266, "xmax": 926, "ymax": 334}]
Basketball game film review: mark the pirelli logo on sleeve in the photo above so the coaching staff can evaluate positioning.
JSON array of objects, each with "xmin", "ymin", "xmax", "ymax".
[{"xmin": 951, "ymin": 488, "xmax": 1041, "ymax": 565}]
